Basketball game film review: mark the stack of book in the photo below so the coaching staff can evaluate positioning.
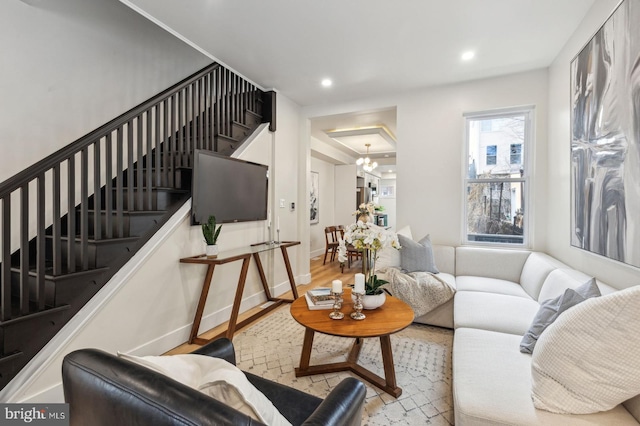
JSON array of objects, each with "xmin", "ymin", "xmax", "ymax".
[{"xmin": 304, "ymin": 287, "xmax": 336, "ymax": 310}]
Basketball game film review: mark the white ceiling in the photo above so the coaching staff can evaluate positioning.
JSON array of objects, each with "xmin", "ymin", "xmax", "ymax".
[{"xmin": 122, "ymin": 0, "xmax": 596, "ymax": 167}]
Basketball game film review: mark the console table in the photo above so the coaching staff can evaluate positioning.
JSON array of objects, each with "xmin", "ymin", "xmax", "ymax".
[{"xmin": 180, "ymin": 241, "xmax": 300, "ymax": 345}]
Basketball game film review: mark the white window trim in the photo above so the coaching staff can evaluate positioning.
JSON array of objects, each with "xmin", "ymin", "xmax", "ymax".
[{"xmin": 462, "ymin": 106, "xmax": 534, "ymax": 248}]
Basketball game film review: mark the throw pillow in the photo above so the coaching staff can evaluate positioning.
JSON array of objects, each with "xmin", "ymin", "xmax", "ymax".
[
  {"xmin": 118, "ymin": 353, "xmax": 291, "ymax": 426},
  {"xmin": 398, "ymin": 234, "xmax": 439, "ymax": 274},
  {"xmin": 531, "ymin": 285, "xmax": 640, "ymax": 414},
  {"xmin": 520, "ymin": 278, "xmax": 600, "ymax": 354},
  {"xmin": 376, "ymin": 225, "xmax": 412, "ymax": 269}
]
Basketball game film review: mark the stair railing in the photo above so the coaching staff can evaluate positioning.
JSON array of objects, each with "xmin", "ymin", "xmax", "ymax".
[{"xmin": 0, "ymin": 62, "xmax": 266, "ymax": 322}]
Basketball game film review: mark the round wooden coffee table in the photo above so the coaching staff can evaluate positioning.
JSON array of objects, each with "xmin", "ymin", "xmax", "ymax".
[{"xmin": 290, "ymin": 288, "xmax": 413, "ymax": 397}]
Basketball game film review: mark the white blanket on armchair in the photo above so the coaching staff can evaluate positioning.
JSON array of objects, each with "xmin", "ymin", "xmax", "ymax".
[{"xmin": 380, "ymin": 267, "xmax": 455, "ymax": 318}]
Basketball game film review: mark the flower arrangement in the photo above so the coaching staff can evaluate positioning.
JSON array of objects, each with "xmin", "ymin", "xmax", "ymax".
[
  {"xmin": 337, "ymin": 221, "xmax": 400, "ymax": 295},
  {"xmin": 353, "ymin": 202, "xmax": 384, "ymax": 220}
]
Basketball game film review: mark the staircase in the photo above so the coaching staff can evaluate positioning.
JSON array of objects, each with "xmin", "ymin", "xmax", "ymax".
[{"xmin": 0, "ymin": 63, "xmax": 275, "ymax": 389}]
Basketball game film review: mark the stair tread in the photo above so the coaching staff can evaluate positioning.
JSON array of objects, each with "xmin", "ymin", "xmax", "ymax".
[
  {"xmin": 0, "ymin": 351, "xmax": 23, "ymax": 364},
  {"xmin": 87, "ymin": 209, "xmax": 168, "ymax": 215},
  {"xmin": 44, "ymin": 234, "xmax": 140, "ymax": 244},
  {"xmin": 10, "ymin": 264, "xmax": 109, "ymax": 280},
  {"xmin": 0, "ymin": 303, "xmax": 70, "ymax": 326}
]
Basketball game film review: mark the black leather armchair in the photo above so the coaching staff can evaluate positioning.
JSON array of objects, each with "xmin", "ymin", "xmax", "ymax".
[{"xmin": 62, "ymin": 338, "xmax": 366, "ymax": 426}]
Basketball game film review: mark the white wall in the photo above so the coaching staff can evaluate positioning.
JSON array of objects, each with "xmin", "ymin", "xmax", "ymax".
[
  {"xmin": 547, "ymin": 0, "xmax": 640, "ymax": 289},
  {"xmin": 310, "ymin": 156, "xmax": 336, "ymax": 258},
  {"xmin": 304, "ymin": 69, "xmax": 548, "ymax": 249},
  {"xmin": 0, "ymin": 0, "xmax": 210, "ymax": 183}
]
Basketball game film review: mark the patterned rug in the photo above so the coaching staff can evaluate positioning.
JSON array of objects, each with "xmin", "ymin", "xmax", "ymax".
[{"xmin": 233, "ymin": 306, "xmax": 454, "ymax": 425}]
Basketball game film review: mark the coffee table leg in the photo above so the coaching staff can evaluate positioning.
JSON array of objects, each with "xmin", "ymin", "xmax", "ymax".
[
  {"xmin": 380, "ymin": 335, "xmax": 399, "ymax": 393},
  {"xmin": 347, "ymin": 337, "xmax": 363, "ymax": 364},
  {"xmin": 298, "ymin": 328, "xmax": 315, "ymax": 372}
]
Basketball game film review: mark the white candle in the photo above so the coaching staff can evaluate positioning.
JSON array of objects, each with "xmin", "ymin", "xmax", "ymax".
[
  {"xmin": 277, "ymin": 216, "xmax": 280, "ymax": 231},
  {"xmin": 354, "ymin": 273, "xmax": 365, "ymax": 294},
  {"xmin": 332, "ymin": 280, "xmax": 342, "ymax": 293},
  {"xmin": 268, "ymin": 211, "xmax": 271, "ymax": 228}
]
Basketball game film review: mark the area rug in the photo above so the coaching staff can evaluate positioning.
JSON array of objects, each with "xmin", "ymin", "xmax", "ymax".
[{"xmin": 233, "ymin": 306, "xmax": 454, "ymax": 425}]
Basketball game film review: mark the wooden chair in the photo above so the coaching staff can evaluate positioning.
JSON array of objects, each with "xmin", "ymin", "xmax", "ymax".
[
  {"xmin": 341, "ymin": 244, "xmax": 362, "ymax": 273},
  {"xmin": 323, "ymin": 226, "xmax": 341, "ymax": 264}
]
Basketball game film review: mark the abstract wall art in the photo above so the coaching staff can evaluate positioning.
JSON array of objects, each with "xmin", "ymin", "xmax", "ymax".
[
  {"xmin": 310, "ymin": 171, "xmax": 319, "ymax": 224},
  {"xmin": 570, "ymin": 0, "xmax": 640, "ymax": 267}
]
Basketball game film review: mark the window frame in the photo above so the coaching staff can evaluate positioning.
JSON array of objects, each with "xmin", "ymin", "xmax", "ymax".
[{"xmin": 462, "ymin": 106, "xmax": 534, "ymax": 248}]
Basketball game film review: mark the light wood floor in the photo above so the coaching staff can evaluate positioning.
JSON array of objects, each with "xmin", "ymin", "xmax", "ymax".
[{"xmin": 165, "ymin": 254, "xmax": 363, "ymax": 355}]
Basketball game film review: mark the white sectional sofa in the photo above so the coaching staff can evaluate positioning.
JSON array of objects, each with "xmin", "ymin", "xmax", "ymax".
[{"xmin": 412, "ymin": 245, "xmax": 640, "ymax": 425}]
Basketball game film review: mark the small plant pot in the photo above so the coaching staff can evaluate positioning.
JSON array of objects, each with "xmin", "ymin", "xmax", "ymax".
[
  {"xmin": 352, "ymin": 292, "xmax": 386, "ymax": 310},
  {"xmin": 205, "ymin": 244, "xmax": 219, "ymax": 258}
]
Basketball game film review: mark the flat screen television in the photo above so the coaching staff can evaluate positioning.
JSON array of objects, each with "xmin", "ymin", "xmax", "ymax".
[{"xmin": 191, "ymin": 149, "xmax": 269, "ymax": 225}]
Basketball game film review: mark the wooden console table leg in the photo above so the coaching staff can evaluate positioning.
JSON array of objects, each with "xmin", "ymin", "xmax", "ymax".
[
  {"xmin": 253, "ymin": 252, "xmax": 274, "ymax": 300},
  {"xmin": 189, "ymin": 264, "xmax": 216, "ymax": 344},
  {"xmin": 280, "ymin": 245, "xmax": 299, "ymax": 299},
  {"xmin": 225, "ymin": 257, "xmax": 252, "ymax": 340}
]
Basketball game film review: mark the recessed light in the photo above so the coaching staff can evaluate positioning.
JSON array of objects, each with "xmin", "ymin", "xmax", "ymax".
[
  {"xmin": 321, "ymin": 78, "xmax": 332, "ymax": 87},
  {"xmin": 461, "ymin": 51, "xmax": 475, "ymax": 61}
]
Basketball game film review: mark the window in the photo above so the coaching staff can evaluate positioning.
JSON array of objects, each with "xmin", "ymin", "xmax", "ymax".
[
  {"xmin": 464, "ymin": 107, "xmax": 532, "ymax": 246},
  {"xmin": 486, "ymin": 145, "xmax": 497, "ymax": 165},
  {"xmin": 510, "ymin": 144, "xmax": 522, "ymax": 164}
]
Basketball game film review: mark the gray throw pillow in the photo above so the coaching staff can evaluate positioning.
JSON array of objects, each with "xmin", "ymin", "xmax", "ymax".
[
  {"xmin": 398, "ymin": 234, "xmax": 439, "ymax": 274},
  {"xmin": 520, "ymin": 278, "xmax": 600, "ymax": 354}
]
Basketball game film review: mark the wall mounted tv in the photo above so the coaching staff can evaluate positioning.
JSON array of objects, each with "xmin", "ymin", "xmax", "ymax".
[{"xmin": 191, "ymin": 149, "xmax": 269, "ymax": 225}]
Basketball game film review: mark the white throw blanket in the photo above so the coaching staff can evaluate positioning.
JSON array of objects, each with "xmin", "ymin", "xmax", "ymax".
[{"xmin": 380, "ymin": 267, "xmax": 455, "ymax": 318}]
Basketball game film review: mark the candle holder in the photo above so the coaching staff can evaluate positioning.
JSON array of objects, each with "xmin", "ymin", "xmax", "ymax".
[
  {"xmin": 350, "ymin": 291, "xmax": 366, "ymax": 320},
  {"xmin": 275, "ymin": 229, "xmax": 280, "ymax": 244},
  {"xmin": 328, "ymin": 291, "xmax": 344, "ymax": 320}
]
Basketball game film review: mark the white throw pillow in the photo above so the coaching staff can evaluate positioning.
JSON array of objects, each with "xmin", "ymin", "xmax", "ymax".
[
  {"xmin": 118, "ymin": 353, "xmax": 291, "ymax": 426},
  {"xmin": 376, "ymin": 225, "xmax": 412, "ymax": 269},
  {"xmin": 530, "ymin": 285, "xmax": 640, "ymax": 414}
]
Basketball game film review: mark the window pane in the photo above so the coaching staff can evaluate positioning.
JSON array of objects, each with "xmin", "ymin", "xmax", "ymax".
[
  {"xmin": 486, "ymin": 145, "xmax": 497, "ymax": 165},
  {"xmin": 466, "ymin": 181, "xmax": 524, "ymax": 244},
  {"xmin": 468, "ymin": 116, "xmax": 525, "ymax": 179},
  {"xmin": 510, "ymin": 144, "xmax": 522, "ymax": 164}
]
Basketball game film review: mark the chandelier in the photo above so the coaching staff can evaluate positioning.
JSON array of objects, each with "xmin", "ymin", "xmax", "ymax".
[{"xmin": 356, "ymin": 143, "xmax": 378, "ymax": 172}]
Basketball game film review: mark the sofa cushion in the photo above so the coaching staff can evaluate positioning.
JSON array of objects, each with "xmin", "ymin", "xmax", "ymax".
[
  {"xmin": 432, "ymin": 245, "xmax": 455, "ymax": 275},
  {"xmin": 453, "ymin": 328, "xmax": 639, "ymax": 425},
  {"xmin": 537, "ymin": 268, "xmax": 593, "ymax": 302},
  {"xmin": 520, "ymin": 278, "xmax": 600, "ymax": 354},
  {"xmin": 520, "ymin": 252, "xmax": 568, "ymax": 300},
  {"xmin": 455, "ymin": 247, "xmax": 530, "ymax": 283},
  {"xmin": 118, "ymin": 353, "xmax": 291, "ymax": 426},
  {"xmin": 375, "ymin": 225, "xmax": 413, "ymax": 269},
  {"xmin": 398, "ymin": 234, "xmax": 439, "ymax": 273},
  {"xmin": 531, "ymin": 285, "xmax": 640, "ymax": 415},
  {"xmin": 455, "ymin": 276, "xmax": 530, "ymax": 298},
  {"xmin": 454, "ymin": 291, "xmax": 539, "ymax": 335}
]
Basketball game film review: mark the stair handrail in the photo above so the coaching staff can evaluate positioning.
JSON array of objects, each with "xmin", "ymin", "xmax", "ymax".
[{"xmin": 0, "ymin": 63, "xmax": 221, "ymax": 199}]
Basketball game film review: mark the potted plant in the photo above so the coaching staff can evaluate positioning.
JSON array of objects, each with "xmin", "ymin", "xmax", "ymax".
[{"xmin": 202, "ymin": 215, "xmax": 222, "ymax": 258}]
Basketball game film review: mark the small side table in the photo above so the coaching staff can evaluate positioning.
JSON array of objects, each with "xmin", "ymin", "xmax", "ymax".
[{"xmin": 180, "ymin": 241, "xmax": 300, "ymax": 345}]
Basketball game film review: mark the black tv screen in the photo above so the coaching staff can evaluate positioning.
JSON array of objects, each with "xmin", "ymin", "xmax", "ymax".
[{"xmin": 191, "ymin": 150, "xmax": 269, "ymax": 225}]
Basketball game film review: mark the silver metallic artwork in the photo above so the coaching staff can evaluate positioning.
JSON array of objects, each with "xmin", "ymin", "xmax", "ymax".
[{"xmin": 570, "ymin": 0, "xmax": 640, "ymax": 267}]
